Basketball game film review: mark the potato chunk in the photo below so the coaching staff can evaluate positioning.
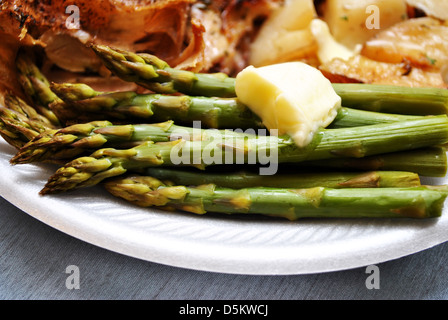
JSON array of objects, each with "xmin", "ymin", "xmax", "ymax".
[
  {"xmin": 249, "ymin": 0, "xmax": 318, "ymax": 67},
  {"xmin": 322, "ymin": 0, "xmax": 407, "ymax": 50},
  {"xmin": 406, "ymin": 0, "xmax": 448, "ymax": 21},
  {"xmin": 361, "ymin": 17, "xmax": 448, "ymax": 70},
  {"xmin": 320, "ymin": 55, "xmax": 448, "ymax": 88}
]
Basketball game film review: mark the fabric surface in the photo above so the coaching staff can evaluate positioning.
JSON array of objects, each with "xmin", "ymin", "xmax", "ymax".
[{"xmin": 1, "ymin": 195, "xmax": 448, "ymax": 300}]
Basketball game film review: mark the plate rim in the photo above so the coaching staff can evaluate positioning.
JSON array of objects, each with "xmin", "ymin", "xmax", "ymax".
[{"xmin": 1, "ymin": 139, "xmax": 448, "ymax": 275}]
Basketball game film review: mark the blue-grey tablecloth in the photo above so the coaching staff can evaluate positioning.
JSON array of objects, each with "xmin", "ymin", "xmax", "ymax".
[{"xmin": 1, "ymin": 195, "xmax": 448, "ymax": 300}]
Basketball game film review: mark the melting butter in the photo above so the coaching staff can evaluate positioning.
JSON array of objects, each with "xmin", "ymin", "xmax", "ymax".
[{"xmin": 235, "ymin": 62, "xmax": 341, "ymax": 147}]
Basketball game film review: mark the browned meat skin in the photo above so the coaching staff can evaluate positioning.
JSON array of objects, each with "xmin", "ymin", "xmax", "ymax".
[{"xmin": 1, "ymin": 0, "xmax": 277, "ymax": 76}]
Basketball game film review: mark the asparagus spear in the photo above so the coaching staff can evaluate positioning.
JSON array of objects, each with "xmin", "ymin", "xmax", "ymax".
[
  {"xmin": 11, "ymin": 122, "xmax": 447, "ymax": 177},
  {"xmin": 9, "ymin": 120, "xmax": 113, "ymax": 164},
  {"xmin": 0, "ymin": 107, "xmax": 40, "ymax": 147},
  {"xmin": 49, "ymin": 83, "xmax": 98, "ymax": 102},
  {"xmin": 92, "ymin": 45, "xmax": 448, "ymax": 116},
  {"xmin": 50, "ymin": 83, "xmax": 263, "ymax": 129},
  {"xmin": 48, "ymin": 83, "xmax": 113, "ymax": 125},
  {"xmin": 304, "ymin": 147, "xmax": 448, "ymax": 178},
  {"xmin": 0, "ymin": 94, "xmax": 56, "ymax": 149},
  {"xmin": 9, "ymin": 103, "xmax": 422, "ymax": 165},
  {"xmin": 3, "ymin": 94, "xmax": 56, "ymax": 130},
  {"xmin": 144, "ymin": 167, "xmax": 422, "ymax": 189},
  {"xmin": 332, "ymin": 83, "xmax": 448, "ymax": 116},
  {"xmin": 9, "ymin": 121, "xmax": 112, "ymax": 164},
  {"xmin": 10, "ymin": 120, "xmax": 257, "ymax": 164},
  {"xmin": 11, "ymin": 118, "xmax": 448, "ymax": 176},
  {"xmin": 91, "ymin": 44, "xmax": 237, "ymax": 98},
  {"xmin": 15, "ymin": 53, "xmax": 61, "ymax": 127},
  {"xmin": 328, "ymin": 107, "xmax": 421, "ymax": 128},
  {"xmin": 40, "ymin": 116, "xmax": 448, "ymax": 194},
  {"xmin": 104, "ymin": 175, "xmax": 448, "ymax": 219},
  {"xmin": 0, "ymin": 116, "xmax": 29, "ymax": 149},
  {"xmin": 50, "ymin": 82, "xmax": 422, "ymax": 129}
]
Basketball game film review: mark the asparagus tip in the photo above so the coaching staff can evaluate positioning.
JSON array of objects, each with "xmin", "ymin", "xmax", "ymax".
[{"xmin": 40, "ymin": 156, "xmax": 127, "ymax": 195}]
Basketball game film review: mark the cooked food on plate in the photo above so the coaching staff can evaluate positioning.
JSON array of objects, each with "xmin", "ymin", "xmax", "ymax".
[{"xmin": 0, "ymin": 0, "xmax": 448, "ymax": 220}]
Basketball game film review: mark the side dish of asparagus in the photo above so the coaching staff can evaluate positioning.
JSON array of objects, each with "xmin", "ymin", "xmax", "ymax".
[
  {"xmin": 1, "ymin": 44, "xmax": 448, "ymax": 220},
  {"xmin": 91, "ymin": 45, "xmax": 448, "ymax": 116},
  {"xmin": 104, "ymin": 176, "xmax": 448, "ymax": 220}
]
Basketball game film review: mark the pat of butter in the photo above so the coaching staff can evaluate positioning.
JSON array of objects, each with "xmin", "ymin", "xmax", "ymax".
[{"xmin": 235, "ymin": 62, "xmax": 341, "ymax": 147}]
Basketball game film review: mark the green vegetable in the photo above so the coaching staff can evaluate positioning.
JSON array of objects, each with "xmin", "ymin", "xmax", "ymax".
[
  {"xmin": 40, "ymin": 116, "xmax": 448, "ymax": 194},
  {"xmin": 104, "ymin": 175, "xmax": 448, "ymax": 220},
  {"xmin": 144, "ymin": 167, "xmax": 422, "ymax": 189}
]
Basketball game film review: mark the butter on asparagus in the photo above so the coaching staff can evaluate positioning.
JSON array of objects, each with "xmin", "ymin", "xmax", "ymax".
[{"xmin": 235, "ymin": 62, "xmax": 341, "ymax": 147}]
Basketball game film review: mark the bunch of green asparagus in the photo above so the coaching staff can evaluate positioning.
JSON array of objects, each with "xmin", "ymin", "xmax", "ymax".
[{"xmin": 2, "ymin": 45, "xmax": 448, "ymax": 220}]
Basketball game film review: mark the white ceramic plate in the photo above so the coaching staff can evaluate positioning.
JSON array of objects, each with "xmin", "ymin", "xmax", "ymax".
[{"xmin": 1, "ymin": 138, "xmax": 448, "ymax": 275}]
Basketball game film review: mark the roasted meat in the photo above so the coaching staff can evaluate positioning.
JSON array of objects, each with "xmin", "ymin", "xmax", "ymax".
[{"xmin": 0, "ymin": 0, "xmax": 277, "ymax": 99}]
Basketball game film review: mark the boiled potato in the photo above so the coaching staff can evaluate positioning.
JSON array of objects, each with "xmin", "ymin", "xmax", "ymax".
[
  {"xmin": 362, "ymin": 17, "xmax": 448, "ymax": 70},
  {"xmin": 249, "ymin": 0, "xmax": 318, "ymax": 67},
  {"xmin": 442, "ymin": 65, "xmax": 448, "ymax": 85},
  {"xmin": 322, "ymin": 0, "xmax": 407, "ymax": 50},
  {"xmin": 320, "ymin": 55, "xmax": 448, "ymax": 88},
  {"xmin": 406, "ymin": 0, "xmax": 448, "ymax": 21}
]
